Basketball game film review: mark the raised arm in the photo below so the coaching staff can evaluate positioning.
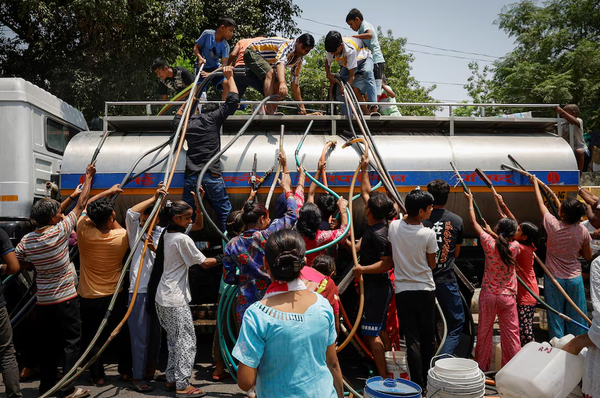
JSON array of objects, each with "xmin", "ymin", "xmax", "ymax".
[
  {"xmin": 86, "ymin": 184, "xmax": 123, "ymax": 209},
  {"xmin": 556, "ymin": 106, "xmax": 580, "ymax": 126},
  {"xmin": 307, "ymin": 160, "xmax": 325, "ymax": 204},
  {"xmin": 579, "ymin": 187, "xmax": 599, "ymax": 207},
  {"xmin": 494, "ymin": 192, "xmax": 516, "ymax": 220},
  {"xmin": 190, "ymin": 189, "xmax": 204, "ymax": 232},
  {"xmin": 73, "ymin": 163, "xmax": 96, "ymax": 217},
  {"xmin": 360, "ymin": 155, "xmax": 371, "ymax": 205},
  {"xmin": 60, "ymin": 183, "xmax": 83, "ymax": 214},
  {"xmin": 464, "ymin": 191, "xmax": 484, "ymax": 236},
  {"xmin": 131, "ymin": 183, "xmax": 167, "ymax": 214},
  {"xmin": 530, "ymin": 175, "xmax": 549, "ymax": 217}
]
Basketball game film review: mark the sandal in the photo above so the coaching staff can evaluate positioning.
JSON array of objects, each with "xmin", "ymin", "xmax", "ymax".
[
  {"xmin": 212, "ymin": 372, "xmax": 230, "ymax": 381},
  {"xmin": 130, "ymin": 382, "xmax": 153, "ymax": 393},
  {"xmin": 64, "ymin": 388, "xmax": 90, "ymax": 398},
  {"xmin": 175, "ymin": 387, "xmax": 206, "ymax": 397}
]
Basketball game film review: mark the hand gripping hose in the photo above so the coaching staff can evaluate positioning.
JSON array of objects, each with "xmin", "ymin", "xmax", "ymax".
[
  {"xmin": 40, "ymin": 65, "xmax": 205, "ymax": 398},
  {"xmin": 501, "ymin": 162, "xmax": 561, "ymax": 209},
  {"xmin": 294, "ymin": 122, "xmax": 352, "ymax": 255},
  {"xmin": 318, "ymin": 140, "xmax": 337, "ymax": 188},
  {"xmin": 265, "ymin": 125, "xmax": 285, "ymax": 209},
  {"xmin": 507, "ymin": 155, "xmax": 559, "ymax": 217},
  {"xmin": 196, "ymin": 95, "xmax": 279, "ymax": 242}
]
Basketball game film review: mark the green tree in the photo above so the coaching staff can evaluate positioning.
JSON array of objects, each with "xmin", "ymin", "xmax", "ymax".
[
  {"xmin": 299, "ymin": 28, "xmax": 437, "ymax": 116},
  {"xmin": 0, "ymin": 0, "xmax": 299, "ymax": 121},
  {"xmin": 465, "ymin": 0, "xmax": 600, "ymax": 127}
]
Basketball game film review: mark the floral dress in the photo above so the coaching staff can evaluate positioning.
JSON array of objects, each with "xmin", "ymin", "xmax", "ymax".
[{"xmin": 223, "ymin": 196, "xmax": 298, "ymax": 324}]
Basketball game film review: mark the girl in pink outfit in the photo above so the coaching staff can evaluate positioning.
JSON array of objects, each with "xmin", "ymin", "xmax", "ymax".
[{"xmin": 465, "ymin": 192, "xmax": 522, "ymax": 371}]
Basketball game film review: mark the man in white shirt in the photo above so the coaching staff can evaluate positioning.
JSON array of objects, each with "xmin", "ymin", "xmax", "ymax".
[
  {"xmin": 557, "ymin": 104, "xmax": 588, "ymax": 172},
  {"xmin": 388, "ymin": 189, "xmax": 438, "ymax": 389}
]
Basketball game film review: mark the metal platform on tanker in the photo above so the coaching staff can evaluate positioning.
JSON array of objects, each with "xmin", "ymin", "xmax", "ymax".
[{"xmin": 103, "ymin": 100, "xmax": 560, "ymax": 135}]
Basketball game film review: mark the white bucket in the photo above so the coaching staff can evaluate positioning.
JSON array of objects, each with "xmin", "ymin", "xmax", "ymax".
[
  {"xmin": 385, "ymin": 351, "xmax": 409, "ymax": 380},
  {"xmin": 427, "ymin": 358, "xmax": 485, "ymax": 398}
]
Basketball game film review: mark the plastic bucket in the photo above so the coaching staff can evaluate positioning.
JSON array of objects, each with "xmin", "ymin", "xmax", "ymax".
[
  {"xmin": 364, "ymin": 376, "xmax": 422, "ymax": 398},
  {"xmin": 427, "ymin": 358, "xmax": 485, "ymax": 398},
  {"xmin": 385, "ymin": 351, "xmax": 409, "ymax": 380}
]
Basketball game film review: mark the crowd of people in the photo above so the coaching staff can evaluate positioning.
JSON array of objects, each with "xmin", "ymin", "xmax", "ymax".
[{"xmin": 0, "ymin": 7, "xmax": 599, "ymax": 398}]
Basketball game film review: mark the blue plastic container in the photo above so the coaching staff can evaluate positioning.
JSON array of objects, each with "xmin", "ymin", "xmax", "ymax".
[{"xmin": 364, "ymin": 376, "xmax": 422, "ymax": 398}]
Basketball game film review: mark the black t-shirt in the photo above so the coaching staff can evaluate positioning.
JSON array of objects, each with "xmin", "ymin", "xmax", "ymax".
[
  {"xmin": 360, "ymin": 222, "xmax": 391, "ymax": 281},
  {"xmin": 0, "ymin": 229, "xmax": 12, "ymax": 308},
  {"xmin": 158, "ymin": 66, "xmax": 195, "ymax": 96},
  {"xmin": 171, "ymin": 92, "xmax": 240, "ymax": 177},
  {"xmin": 422, "ymin": 208, "xmax": 464, "ymax": 283}
]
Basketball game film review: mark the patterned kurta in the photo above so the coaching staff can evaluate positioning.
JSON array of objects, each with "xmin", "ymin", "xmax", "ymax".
[{"xmin": 223, "ymin": 196, "xmax": 298, "ymax": 324}]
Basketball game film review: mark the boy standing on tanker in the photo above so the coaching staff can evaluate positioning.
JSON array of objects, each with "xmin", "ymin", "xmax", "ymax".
[
  {"xmin": 346, "ymin": 8, "xmax": 385, "ymax": 102},
  {"xmin": 152, "ymin": 58, "xmax": 194, "ymax": 101},
  {"xmin": 193, "ymin": 17, "xmax": 236, "ymax": 100},
  {"xmin": 388, "ymin": 189, "xmax": 438, "ymax": 390},
  {"xmin": 556, "ymin": 104, "xmax": 589, "ymax": 173},
  {"xmin": 422, "ymin": 179, "xmax": 465, "ymax": 356},
  {"xmin": 324, "ymin": 30, "xmax": 376, "ymax": 116},
  {"xmin": 172, "ymin": 66, "xmax": 239, "ymax": 232},
  {"xmin": 244, "ymin": 34, "xmax": 315, "ymax": 114},
  {"xmin": 352, "ymin": 156, "xmax": 395, "ymax": 378}
]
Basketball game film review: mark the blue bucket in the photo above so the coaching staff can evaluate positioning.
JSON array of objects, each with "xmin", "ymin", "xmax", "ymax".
[{"xmin": 364, "ymin": 376, "xmax": 422, "ymax": 398}]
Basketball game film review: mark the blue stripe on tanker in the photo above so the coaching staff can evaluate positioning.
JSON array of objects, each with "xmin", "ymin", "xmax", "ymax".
[{"xmin": 60, "ymin": 170, "xmax": 579, "ymax": 190}]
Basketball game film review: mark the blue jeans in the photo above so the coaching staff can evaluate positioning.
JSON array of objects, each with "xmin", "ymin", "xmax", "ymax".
[
  {"xmin": 545, "ymin": 275, "xmax": 588, "ymax": 339},
  {"xmin": 435, "ymin": 281, "xmax": 465, "ymax": 356},
  {"xmin": 338, "ymin": 57, "xmax": 377, "ymax": 115},
  {"xmin": 183, "ymin": 174, "xmax": 232, "ymax": 232}
]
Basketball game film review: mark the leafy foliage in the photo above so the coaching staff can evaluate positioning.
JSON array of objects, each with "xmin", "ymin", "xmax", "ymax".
[
  {"xmin": 463, "ymin": 0, "xmax": 600, "ymax": 127},
  {"xmin": 0, "ymin": 0, "xmax": 300, "ymax": 121}
]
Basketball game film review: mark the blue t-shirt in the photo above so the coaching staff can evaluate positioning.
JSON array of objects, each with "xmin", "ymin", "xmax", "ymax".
[
  {"xmin": 233, "ymin": 293, "xmax": 337, "ymax": 398},
  {"xmin": 358, "ymin": 20, "xmax": 385, "ymax": 64},
  {"xmin": 195, "ymin": 29, "xmax": 230, "ymax": 70}
]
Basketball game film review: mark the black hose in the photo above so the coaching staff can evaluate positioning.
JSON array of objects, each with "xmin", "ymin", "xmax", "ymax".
[{"xmin": 196, "ymin": 95, "xmax": 279, "ymax": 241}]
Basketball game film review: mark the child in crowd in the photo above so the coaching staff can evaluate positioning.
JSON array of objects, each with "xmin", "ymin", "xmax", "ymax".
[
  {"xmin": 352, "ymin": 156, "xmax": 394, "ymax": 379},
  {"xmin": 531, "ymin": 176, "xmax": 592, "ymax": 338},
  {"xmin": 378, "ymin": 78, "xmax": 402, "ymax": 116},
  {"xmin": 388, "ymin": 189, "xmax": 437, "ymax": 389},
  {"xmin": 15, "ymin": 163, "xmax": 95, "ymax": 398},
  {"xmin": 124, "ymin": 184, "xmax": 168, "ymax": 391},
  {"xmin": 152, "ymin": 58, "xmax": 194, "ymax": 101},
  {"xmin": 324, "ymin": 30, "xmax": 376, "ymax": 116},
  {"xmin": 193, "ymin": 17, "xmax": 235, "ymax": 101},
  {"xmin": 563, "ymin": 254, "xmax": 600, "ymax": 398},
  {"xmin": 492, "ymin": 193, "xmax": 540, "ymax": 346},
  {"xmin": 422, "ymin": 179, "xmax": 465, "ymax": 356},
  {"xmin": 223, "ymin": 168, "xmax": 297, "ymax": 325},
  {"xmin": 149, "ymin": 200, "xmax": 217, "ymax": 396},
  {"xmin": 556, "ymin": 104, "xmax": 589, "ymax": 172},
  {"xmin": 296, "ymin": 199, "xmax": 348, "ymax": 267},
  {"xmin": 228, "ymin": 32, "xmax": 266, "ymax": 98},
  {"xmin": 233, "ymin": 229, "xmax": 343, "ymax": 398},
  {"xmin": 313, "ymin": 254, "xmax": 336, "ymax": 278},
  {"xmin": 464, "ymin": 191, "xmax": 521, "ymax": 371},
  {"xmin": 345, "ymin": 8, "xmax": 385, "ymax": 101}
]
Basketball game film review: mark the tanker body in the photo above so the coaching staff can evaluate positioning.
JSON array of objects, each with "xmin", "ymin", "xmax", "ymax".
[{"xmin": 60, "ymin": 111, "xmax": 577, "ymax": 240}]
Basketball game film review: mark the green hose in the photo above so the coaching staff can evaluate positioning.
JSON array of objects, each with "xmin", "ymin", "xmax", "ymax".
[{"xmin": 294, "ymin": 122, "xmax": 352, "ymax": 254}]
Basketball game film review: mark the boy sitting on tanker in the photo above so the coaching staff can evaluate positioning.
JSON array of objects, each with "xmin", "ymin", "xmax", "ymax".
[
  {"xmin": 556, "ymin": 104, "xmax": 589, "ymax": 173},
  {"xmin": 152, "ymin": 58, "xmax": 195, "ymax": 101},
  {"xmin": 345, "ymin": 8, "xmax": 385, "ymax": 103},
  {"xmin": 324, "ymin": 31, "xmax": 377, "ymax": 116},
  {"xmin": 193, "ymin": 17, "xmax": 236, "ymax": 101},
  {"xmin": 171, "ymin": 66, "xmax": 239, "ymax": 232},
  {"xmin": 244, "ymin": 34, "xmax": 315, "ymax": 115},
  {"xmin": 228, "ymin": 32, "xmax": 266, "ymax": 99}
]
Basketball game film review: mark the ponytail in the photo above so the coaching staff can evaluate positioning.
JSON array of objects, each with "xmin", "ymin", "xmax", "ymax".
[
  {"xmin": 495, "ymin": 217, "xmax": 518, "ymax": 268},
  {"xmin": 265, "ymin": 229, "xmax": 306, "ymax": 282},
  {"xmin": 158, "ymin": 200, "xmax": 191, "ymax": 227}
]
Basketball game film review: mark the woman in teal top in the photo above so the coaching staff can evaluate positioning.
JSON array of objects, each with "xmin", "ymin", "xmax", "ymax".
[{"xmin": 233, "ymin": 229, "xmax": 344, "ymax": 398}]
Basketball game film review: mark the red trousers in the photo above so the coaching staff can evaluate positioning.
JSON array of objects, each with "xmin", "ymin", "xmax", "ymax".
[{"xmin": 475, "ymin": 290, "xmax": 521, "ymax": 371}]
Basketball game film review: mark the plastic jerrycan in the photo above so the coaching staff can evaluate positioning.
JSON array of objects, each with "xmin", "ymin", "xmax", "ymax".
[{"xmin": 495, "ymin": 341, "xmax": 585, "ymax": 398}]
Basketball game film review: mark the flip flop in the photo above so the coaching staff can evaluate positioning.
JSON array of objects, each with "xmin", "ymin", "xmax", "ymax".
[
  {"xmin": 130, "ymin": 382, "xmax": 153, "ymax": 393},
  {"xmin": 65, "ymin": 388, "xmax": 90, "ymax": 398},
  {"xmin": 175, "ymin": 387, "xmax": 206, "ymax": 397}
]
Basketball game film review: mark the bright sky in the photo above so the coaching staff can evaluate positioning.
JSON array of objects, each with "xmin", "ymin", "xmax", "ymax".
[{"xmin": 292, "ymin": 0, "xmax": 517, "ymax": 105}]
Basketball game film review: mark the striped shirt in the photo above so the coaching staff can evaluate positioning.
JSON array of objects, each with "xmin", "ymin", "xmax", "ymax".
[
  {"xmin": 15, "ymin": 212, "xmax": 78, "ymax": 305},
  {"xmin": 326, "ymin": 37, "xmax": 372, "ymax": 70},
  {"xmin": 248, "ymin": 37, "xmax": 303, "ymax": 84}
]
